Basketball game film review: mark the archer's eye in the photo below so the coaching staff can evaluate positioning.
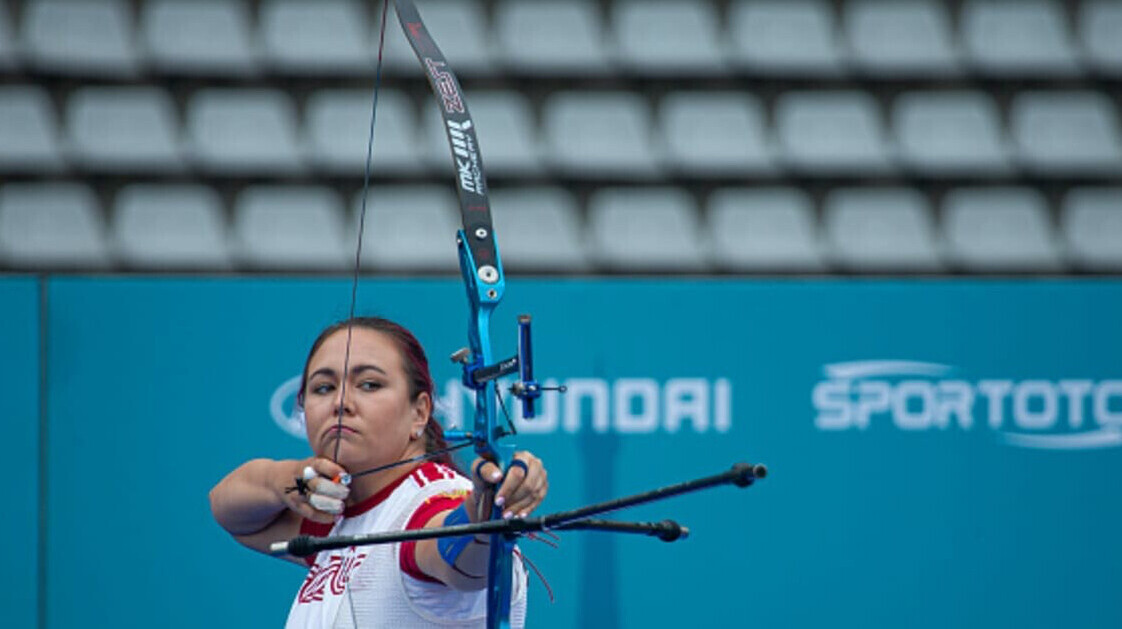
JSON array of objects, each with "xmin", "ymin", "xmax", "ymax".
[
  {"xmin": 311, "ymin": 382, "xmax": 336, "ymax": 395},
  {"xmin": 358, "ymin": 380, "xmax": 383, "ymax": 392}
]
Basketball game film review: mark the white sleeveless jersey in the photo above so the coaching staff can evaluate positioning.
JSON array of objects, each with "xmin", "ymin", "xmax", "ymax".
[{"xmin": 285, "ymin": 462, "xmax": 528, "ymax": 629}]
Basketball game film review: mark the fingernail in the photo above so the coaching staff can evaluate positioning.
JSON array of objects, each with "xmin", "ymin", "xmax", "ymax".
[
  {"xmin": 490, "ymin": 470, "xmax": 502, "ymax": 481},
  {"xmin": 504, "ymin": 511, "xmax": 513, "ymax": 519},
  {"xmin": 519, "ymin": 512, "xmax": 528, "ymax": 519},
  {"xmin": 494, "ymin": 495, "xmax": 505, "ymax": 507}
]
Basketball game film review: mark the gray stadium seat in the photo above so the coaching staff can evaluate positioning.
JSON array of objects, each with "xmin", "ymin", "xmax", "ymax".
[
  {"xmin": 0, "ymin": 183, "xmax": 110, "ymax": 269},
  {"xmin": 490, "ymin": 187, "xmax": 589, "ymax": 272},
  {"xmin": 305, "ymin": 89, "xmax": 422, "ymax": 176},
  {"xmin": 66, "ymin": 87, "xmax": 184, "ymax": 173},
  {"xmin": 0, "ymin": 2, "xmax": 16, "ymax": 70},
  {"xmin": 588, "ymin": 187, "xmax": 707, "ymax": 271},
  {"xmin": 893, "ymin": 91, "xmax": 1012, "ymax": 176},
  {"xmin": 707, "ymin": 188, "xmax": 824, "ymax": 272},
  {"xmin": 962, "ymin": 0, "xmax": 1080, "ymax": 76},
  {"xmin": 112, "ymin": 185, "xmax": 232, "ymax": 270},
  {"xmin": 943, "ymin": 188, "xmax": 1063, "ymax": 271},
  {"xmin": 355, "ymin": 185, "xmax": 460, "ymax": 272},
  {"xmin": 775, "ymin": 91, "xmax": 894, "ymax": 175},
  {"xmin": 613, "ymin": 0, "xmax": 730, "ymax": 76},
  {"xmin": 544, "ymin": 92, "xmax": 660, "ymax": 179},
  {"xmin": 1010, "ymin": 91, "xmax": 1122, "ymax": 175},
  {"xmin": 410, "ymin": 0, "xmax": 493, "ymax": 75},
  {"xmin": 141, "ymin": 0, "xmax": 258, "ymax": 75},
  {"xmin": 844, "ymin": 0, "xmax": 960, "ymax": 76},
  {"xmin": 422, "ymin": 90, "xmax": 542, "ymax": 177},
  {"xmin": 22, "ymin": 0, "xmax": 139, "ymax": 76},
  {"xmin": 186, "ymin": 89, "xmax": 304, "ymax": 175},
  {"xmin": 1081, "ymin": 1, "xmax": 1122, "ymax": 75},
  {"xmin": 233, "ymin": 186, "xmax": 349, "ymax": 270},
  {"xmin": 824, "ymin": 188, "xmax": 942, "ymax": 272},
  {"xmin": 495, "ymin": 0, "xmax": 610, "ymax": 75},
  {"xmin": 729, "ymin": 0, "xmax": 844, "ymax": 76},
  {"xmin": 260, "ymin": 0, "xmax": 371, "ymax": 74},
  {"xmin": 1062, "ymin": 188, "xmax": 1122, "ymax": 270},
  {"xmin": 0, "ymin": 86, "xmax": 65, "ymax": 173},
  {"xmin": 659, "ymin": 92, "xmax": 775, "ymax": 175}
]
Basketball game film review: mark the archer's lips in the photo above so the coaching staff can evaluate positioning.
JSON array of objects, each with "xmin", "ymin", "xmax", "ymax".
[{"xmin": 323, "ymin": 424, "xmax": 358, "ymax": 439}]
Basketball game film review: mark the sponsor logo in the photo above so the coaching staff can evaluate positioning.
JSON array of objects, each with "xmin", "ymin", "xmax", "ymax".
[
  {"xmin": 447, "ymin": 119, "xmax": 484, "ymax": 195},
  {"xmin": 812, "ymin": 361, "xmax": 1122, "ymax": 450},
  {"xmin": 271, "ymin": 376, "xmax": 732, "ymax": 438},
  {"xmin": 424, "ymin": 57, "xmax": 464, "ymax": 114},
  {"xmin": 297, "ymin": 548, "xmax": 368, "ymax": 603}
]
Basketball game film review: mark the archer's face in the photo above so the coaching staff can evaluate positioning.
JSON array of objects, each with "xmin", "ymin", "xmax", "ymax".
[{"xmin": 302, "ymin": 328, "xmax": 429, "ymax": 472}]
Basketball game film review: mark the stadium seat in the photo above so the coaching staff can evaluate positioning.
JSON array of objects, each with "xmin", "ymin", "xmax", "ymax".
[
  {"xmin": 544, "ymin": 92, "xmax": 660, "ymax": 179},
  {"xmin": 22, "ymin": 0, "xmax": 139, "ymax": 76},
  {"xmin": 843, "ymin": 0, "xmax": 960, "ymax": 76},
  {"xmin": 961, "ymin": 0, "xmax": 1080, "ymax": 76},
  {"xmin": 893, "ymin": 91, "xmax": 1012, "ymax": 176},
  {"xmin": 0, "ymin": 183, "xmax": 111, "ymax": 269},
  {"xmin": 495, "ymin": 0, "xmax": 610, "ymax": 75},
  {"xmin": 612, "ymin": 0, "xmax": 730, "ymax": 76},
  {"xmin": 233, "ymin": 186, "xmax": 350, "ymax": 270},
  {"xmin": 141, "ymin": 0, "xmax": 258, "ymax": 75},
  {"xmin": 588, "ymin": 187, "xmax": 707, "ymax": 271},
  {"xmin": 260, "ymin": 0, "xmax": 371, "ymax": 74},
  {"xmin": 407, "ymin": 0, "xmax": 493, "ymax": 75},
  {"xmin": 305, "ymin": 88, "xmax": 423, "ymax": 176},
  {"xmin": 0, "ymin": 2, "xmax": 16, "ymax": 70},
  {"xmin": 659, "ymin": 91, "xmax": 775, "ymax": 176},
  {"xmin": 729, "ymin": 0, "xmax": 844, "ymax": 76},
  {"xmin": 1062, "ymin": 188, "xmax": 1122, "ymax": 270},
  {"xmin": 422, "ymin": 90, "xmax": 543, "ymax": 177},
  {"xmin": 0, "ymin": 86, "xmax": 65, "ymax": 173},
  {"xmin": 355, "ymin": 185, "xmax": 461, "ymax": 272},
  {"xmin": 943, "ymin": 187, "xmax": 1063, "ymax": 271},
  {"xmin": 824, "ymin": 188, "xmax": 942, "ymax": 271},
  {"xmin": 1081, "ymin": 1, "xmax": 1122, "ymax": 75},
  {"xmin": 1010, "ymin": 91, "xmax": 1122, "ymax": 175},
  {"xmin": 112, "ymin": 185, "xmax": 232, "ymax": 270},
  {"xmin": 66, "ymin": 87, "xmax": 185, "ymax": 173},
  {"xmin": 490, "ymin": 186, "xmax": 589, "ymax": 272},
  {"xmin": 186, "ymin": 89, "xmax": 304, "ymax": 175},
  {"xmin": 707, "ymin": 188, "xmax": 825, "ymax": 272},
  {"xmin": 775, "ymin": 91, "xmax": 894, "ymax": 175}
]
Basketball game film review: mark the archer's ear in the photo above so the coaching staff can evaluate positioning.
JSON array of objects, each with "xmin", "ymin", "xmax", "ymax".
[{"xmin": 412, "ymin": 392, "xmax": 433, "ymax": 431}]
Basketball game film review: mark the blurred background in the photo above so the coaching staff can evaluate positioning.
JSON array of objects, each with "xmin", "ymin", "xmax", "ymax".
[{"xmin": 2, "ymin": 1, "xmax": 1121, "ymax": 628}]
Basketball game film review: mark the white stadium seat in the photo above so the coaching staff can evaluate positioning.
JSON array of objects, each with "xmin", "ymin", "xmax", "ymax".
[
  {"xmin": 729, "ymin": 0, "xmax": 844, "ymax": 76},
  {"xmin": 1062, "ymin": 188, "xmax": 1122, "ymax": 270},
  {"xmin": 22, "ymin": 0, "xmax": 139, "ymax": 76},
  {"xmin": 962, "ymin": 0, "xmax": 1080, "ymax": 76},
  {"xmin": 495, "ymin": 0, "xmax": 610, "ymax": 75},
  {"xmin": 824, "ymin": 188, "xmax": 942, "ymax": 271},
  {"xmin": 544, "ymin": 92, "xmax": 660, "ymax": 179},
  {"xmin": 186, "ymin": 89, "xmax": 304, "ymax": 175},
  {"xmin": 1011, "ymin": 91, "xmax": 1122, "ymax": 176},
  {"xmin": 613, "ymin": 0, "xmax": 729, "ymax": 76},
  {"xmin": 233, "ymin": 186, "xmax": 350, "ymax": 270},
  {"xmin": 893, "ymin": 91, "xmax": 1012, "ymax": 176},
  {"xmin": 141, "ymin": 0, "xmax": 258, "ymax": 75},
  {"xmin": 707, "ymin": 188, "xmax": 825, "ymax": 272},
  {"xmin": 1081, "ymin": 1, "xmax": 1122, "ymax": 75},
  {"xmin": 844, "ymin": 0, "xmax": 960, "ymax": 77},
  {"xmin": 0, "ymin": 86, "xmax": 65, "ymax": 173},
  {"xmin": 490, "ymin": 187, "xmax": 589, "ymax": 272},
  {"xmin": 775, "ymin": 91, "xmax": 894, "ymax": 175},
  {"xmin": 943, "ymin": 188, "xmax": 1063, "ymax": 272},
  {"xmin": 112, "ymin": 185, "xmax": 232, "ymax": 270},
  {"xmin": 260, "ymin": 0, "xmax": 372, "ymax": 74},
  {"xmin": 588, "ymin": 187, "xmax": 707, "ymax": 271},
  {"xmin": 66, "ymin": 87, "xmax": 185, "ymax": 173},
  {"xmin": 0, "ymin": 183, "xmax": 110, "ymax": 269},
  {"xmin": 423, "ymin": 90, "xmax": 543, "ymax": 177},
  {"xmin": 356, "ymin": 185, "xmax": 461, "ymax": 272},
  {"xmin": 305, "ymin": 88, "xmax": 423, "ymax": 176},
  {"xmin": 659, "ymin": 91, "xmax": 776, "ymax": 176}
]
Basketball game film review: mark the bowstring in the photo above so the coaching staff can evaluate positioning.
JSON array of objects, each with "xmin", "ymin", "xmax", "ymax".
[{"xmin": 334, "ymin": 0, "xmax": 391, "ymax": 465}]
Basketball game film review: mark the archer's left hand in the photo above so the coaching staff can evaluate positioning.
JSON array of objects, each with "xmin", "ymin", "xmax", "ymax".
[{"xmin": 469, "ymin": 452, "xmax": 548, "ymax": 521}]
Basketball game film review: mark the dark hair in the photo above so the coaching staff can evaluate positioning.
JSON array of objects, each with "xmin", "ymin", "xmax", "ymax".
[{"xmin": 298, "ymin": 316, "xmax": 459, "ymax": 471}]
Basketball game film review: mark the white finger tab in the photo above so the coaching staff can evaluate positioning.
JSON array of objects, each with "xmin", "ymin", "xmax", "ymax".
[
  {"xmin": 309, "ymin": 494, "xmax": 344, "ymax": 515},
  {"xmin": 302, "ymin": 466, "xmax": 316, "ymax": 481},
  {"xmin": 316, "ymin": 481, "xmax": 349, "ymax": 500}
]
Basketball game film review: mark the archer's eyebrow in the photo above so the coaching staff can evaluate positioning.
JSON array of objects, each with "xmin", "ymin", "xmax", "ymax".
[{"xmin": 308, "ymin": 364, "xmax": 388, "ymax": 382}]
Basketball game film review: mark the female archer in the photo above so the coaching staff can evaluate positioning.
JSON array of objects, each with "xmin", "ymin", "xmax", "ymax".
[{"xmin": 210, "ymin": 316, "xmax": 547, "ymax": 627}]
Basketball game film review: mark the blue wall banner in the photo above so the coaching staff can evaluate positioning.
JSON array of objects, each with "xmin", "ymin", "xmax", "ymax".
[
  {"xmin": 0, "ymin": 278, "xmax": 40, "ymax": 629},
  {"xmin": 5, "ymin": 277, "xmax": 1120, "ymax": 628}
]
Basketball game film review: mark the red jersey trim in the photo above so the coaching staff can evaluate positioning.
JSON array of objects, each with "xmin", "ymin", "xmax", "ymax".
[{"xmin": 399, "ymin": 493, "xmax": 468, "ymax": 584}]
